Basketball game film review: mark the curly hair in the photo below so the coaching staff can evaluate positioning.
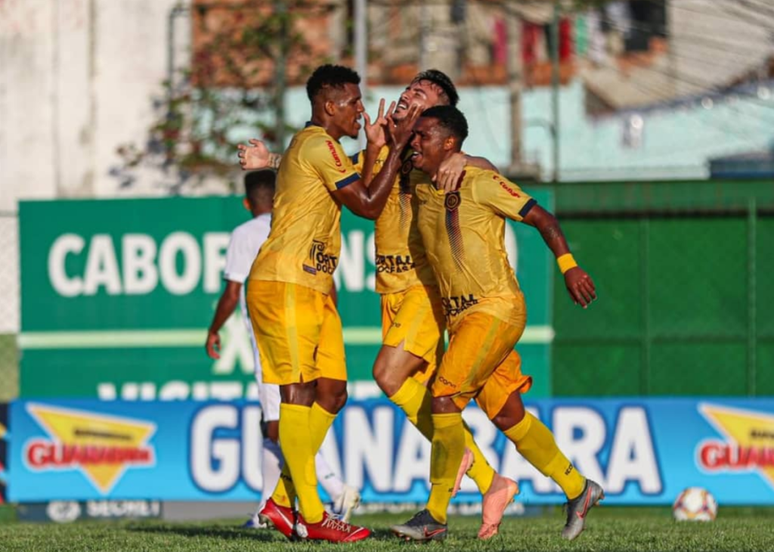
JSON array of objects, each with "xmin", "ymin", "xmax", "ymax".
[
  {"xmin": 420, "ymin": 105, "xmax": 468, "ymax": 144},
  {"xmin": 306, "ymin": 64, "xmax": 361, "ymax": 101}
]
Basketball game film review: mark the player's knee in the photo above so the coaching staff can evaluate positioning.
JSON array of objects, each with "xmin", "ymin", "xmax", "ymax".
[
  {"xmin": 315, "ymin": 379, "xmax": 348, "ymax": 413},
  {"xmin": 373, "ymin": 356, "xmax": 403, "ymax": 396},
  {"xmin": 431, "ymin": 395, "xmax": 460, "ymax": 414}
]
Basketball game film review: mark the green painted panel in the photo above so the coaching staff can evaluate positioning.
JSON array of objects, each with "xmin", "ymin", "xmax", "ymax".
[
  {"xmin": 649, "ymin": 342, "xmax": 748, "ymax": 396},
  {"xmin": 553, "ymin": 343, "xmax": 641, "ymax": 396}
]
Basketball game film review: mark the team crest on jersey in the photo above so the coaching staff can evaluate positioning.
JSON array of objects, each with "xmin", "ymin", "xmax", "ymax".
[
  {"xmin": 445, "ymin": 191, "xmax": 461, "ymax": 211},
  {"xmin": 400, "ymin": 159, "xmax": 413, "ymax": 175}
]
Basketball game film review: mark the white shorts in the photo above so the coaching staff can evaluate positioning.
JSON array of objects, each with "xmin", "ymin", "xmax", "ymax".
[{"xmin": 254, "ymin": 344, "xmax": 281, "ymax": 422}]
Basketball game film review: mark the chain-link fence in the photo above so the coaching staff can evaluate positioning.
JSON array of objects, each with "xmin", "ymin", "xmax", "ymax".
[
  {"xmin": 547, "ymin": 180, "xmax": 774, "ymax": 398},
  {"xmin": 0, "ymin": 213, "xmax": 19, "ymax": 402}
]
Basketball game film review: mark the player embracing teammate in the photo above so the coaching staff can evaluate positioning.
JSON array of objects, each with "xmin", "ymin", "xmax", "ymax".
[{"xmin": 237, "ymin": 64, "xmax": 602, "ymax": 543}]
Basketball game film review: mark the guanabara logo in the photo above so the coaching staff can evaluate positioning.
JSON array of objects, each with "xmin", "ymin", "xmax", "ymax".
[
  {"xmin": 24, "ymin": 404, "xmax": 156, "ymax": 494},
  {"xmin": 697, "ymin": 403, "xmax": 774, "ymax": 488}
]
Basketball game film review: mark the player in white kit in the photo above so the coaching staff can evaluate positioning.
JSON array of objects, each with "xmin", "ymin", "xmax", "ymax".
[{"xmin": 205, "ymin": 169, "xmax": 361, "ymax": 526}]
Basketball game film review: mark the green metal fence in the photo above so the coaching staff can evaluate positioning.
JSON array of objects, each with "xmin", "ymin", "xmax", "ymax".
[{"xmin": 545, "ymin": 179, "xmax": 774, "ymax": 397}]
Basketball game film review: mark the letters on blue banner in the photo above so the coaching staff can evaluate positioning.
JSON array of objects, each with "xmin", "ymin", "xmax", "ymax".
[{"xmin": 8, "ymin": 398, "xmax": 774, "ymax": 505}]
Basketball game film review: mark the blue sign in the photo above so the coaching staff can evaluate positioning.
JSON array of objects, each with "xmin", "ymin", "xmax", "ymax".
[{"xmin": 9, "ymin": 398, "xmax": 774, "ymax": 505}]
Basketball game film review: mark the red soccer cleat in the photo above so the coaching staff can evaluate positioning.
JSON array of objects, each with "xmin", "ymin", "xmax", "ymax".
[
  {"xmin": 258, "ymin": 498, "xmax": 298, "ymax": 540},
  {"xmin": 295, "ymin": 511, "xmax": 371, "ymax": 542}
]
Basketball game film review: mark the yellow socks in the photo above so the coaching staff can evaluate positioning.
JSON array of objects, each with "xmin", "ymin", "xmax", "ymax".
[
  {"xmin": 270, "ymin": 466, "xmax": 296, "ymax": 509},
  {"xmin": 426, "ymin": 412, "xmax": 465, "ymax": 524},
  {"xmin": 504, "ymin": 412, "xmax": 586, "ymax": 500},
  {"xmin": 389, "ymin": 377, "xmax": 434, "ymax": 439},
  {"xmin": 390, "ymin": 378, "xmax": 495, "ymax": 495},
  {"xmin": 308, "ymin": 402, "xmax": 337, "ymax": 451},
  {"xmin": 277, "ymin": 403, "xmax": 325, "ymax": 523}
]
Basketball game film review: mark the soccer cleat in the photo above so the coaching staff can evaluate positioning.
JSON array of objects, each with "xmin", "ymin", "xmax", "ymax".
[
  {"xmin": 451, "ymin": 448, "xmax": 474, "ymax": 497},
  {"xmin": 295, "ymin": 511, "xmax": 371, "ymax": 542},
  {"xmin": 561, "ymin": 479, "xmax": 605, "ymax": 540},
  {"xmin": 391, "ymin": 509, "xmax": 448, "ymax": 542},
  {"xmin": 257, "ymin": 498, "xmax": 297, "ymax": 540},
  {"xmin": 332, "ymin": 484, "xmax": 361, "ymax": 523},
  {"xmin": 478, "ymin": 474, "xmax": 519, "ymax": 539},
  {"xmin": 242, "ymin": 514, "xmax": 268, "ymax": 529}
]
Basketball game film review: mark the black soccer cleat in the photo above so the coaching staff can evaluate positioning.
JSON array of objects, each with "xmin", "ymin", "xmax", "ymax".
[{"xmin": 391, "ymin": 509, "xmax": 448, "ymax": 542}]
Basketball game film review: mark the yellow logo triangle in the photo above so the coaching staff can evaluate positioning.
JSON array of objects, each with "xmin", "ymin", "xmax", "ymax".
[
  {"xmin": 26, "ymin": 403, "xmax": 156, "ymax": 494},
  {"xmin": 699, "ymin": 403, "xmax": 774, "ymax": 487}
]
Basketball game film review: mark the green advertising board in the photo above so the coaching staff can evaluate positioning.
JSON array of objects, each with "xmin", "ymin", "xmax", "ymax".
[{"xmin": 19, "ymin": 191, "xmax": 553, "ymax": 400}]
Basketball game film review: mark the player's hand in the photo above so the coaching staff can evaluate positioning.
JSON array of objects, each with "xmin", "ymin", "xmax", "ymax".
[
  {"xmin": 564, "ymin": 267, "xmax": 597, "ymax": 308},
  {"xmin": 363, "ymin": 98, "xmax": 394, "ymax": 149},
  {"xmin": 237, "ymin": 139, "xmax": 269, "ymax": 171},
  {"xmin": 435, "ymin": 152, "xmax": 467, "ymax": 192},
  {"xmin": 205, "ymin": 330, "xmax": 221, "ymax": 359},
  {"xmin": 386, "ymin": 103, "xmax": 421, "ymax": 149}
]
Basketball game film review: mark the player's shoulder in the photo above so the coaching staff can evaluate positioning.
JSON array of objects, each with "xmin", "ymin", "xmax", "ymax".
[{"xmin": 232, "ymin": 215, "xmax": 270, "ymax": 240}]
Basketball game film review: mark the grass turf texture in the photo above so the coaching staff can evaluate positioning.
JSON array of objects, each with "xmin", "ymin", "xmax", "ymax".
[{"xmin": 2, "ymin": 508, "xmax": 774, "ymax": 552}]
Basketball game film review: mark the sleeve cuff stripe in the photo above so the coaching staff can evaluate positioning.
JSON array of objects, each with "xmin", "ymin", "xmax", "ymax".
[
  {"xmin": 519, "ymin": 198, "xmax": 537, "ymax": 218},
  {"xmin": 336, "ymin": 173, "xmax": 360, "ymax": 189},
  {"xmin": 349, "ymin": 153, "xmax": 360, "ymax": 164}
]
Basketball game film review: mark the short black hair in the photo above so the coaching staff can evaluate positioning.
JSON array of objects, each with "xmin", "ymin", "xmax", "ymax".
[
  {"xmin": 306, "ymin": 64, "xmax": 361, "ymax": 102},
  {"xmin": 420, "ymin": 105, "xmax": 469, "ymax": 144},
  {"xmin": 411, "ymin": 69, "xmax": 459, "ymax": 107},
  {"xmin": 244, "ymin": 169, "xmax": 275, "ymax": 207}
]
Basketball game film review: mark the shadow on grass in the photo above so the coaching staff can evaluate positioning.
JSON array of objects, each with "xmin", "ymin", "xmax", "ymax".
[{"xmin": 127, "ymin": 524, "xmax": 280, "ymax": 542}]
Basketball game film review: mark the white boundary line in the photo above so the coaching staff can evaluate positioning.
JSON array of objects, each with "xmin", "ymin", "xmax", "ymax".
[{"xmin": 19, "ymin": 326, "xmax": 554, "ymax": 349}]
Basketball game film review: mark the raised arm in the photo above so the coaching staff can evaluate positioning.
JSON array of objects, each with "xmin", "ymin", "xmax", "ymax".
[
  {"xmin": 237, "ymin": 139, "xmax": 282, "ymax": 171},
  {"xmin": 332, "ymin": 104, "xmax": 421, "ymax": 220},
  {"xmin": 522, "ymin": 205, "xmax": 597, "ymax": 308}
]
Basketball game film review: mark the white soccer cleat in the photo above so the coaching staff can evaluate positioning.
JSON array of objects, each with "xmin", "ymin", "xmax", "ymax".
[{"xmin": 333, "ymin": 484, "xmax": 361, "ymax": 523}]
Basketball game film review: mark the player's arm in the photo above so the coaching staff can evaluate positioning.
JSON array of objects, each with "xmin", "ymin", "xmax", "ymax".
[
  {"xmin": 206, "ymin": 281, "xmax": 241, "ymax": 359},
  {"xmin": 332, "ymin": 104, "xmax": 421, "ymax": 220},
  {"xmin": 360, "ymin": 99, "xmax": 395, "ymax": 186},
  {"xmin": 237, "ymin": 139, "xmax": 282, "ymax": 171},
  {"xmin": 521, "ymin": 205, "xmax": 597, "ymax": 308},
  {"xmin": 436, "ymin": 153, "xmax": 499, "ymax": 192}
]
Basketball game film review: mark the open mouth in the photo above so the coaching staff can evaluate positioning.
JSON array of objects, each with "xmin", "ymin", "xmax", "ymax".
[
  {"xmin": 396, "ymin": 100, "xmax": 409, "ymax": 111},
  {"xmin": 411, "ymin": 151, "xmax": 423, "ymax": 163}
]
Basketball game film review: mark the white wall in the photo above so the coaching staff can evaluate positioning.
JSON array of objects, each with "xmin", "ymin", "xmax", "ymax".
[{"xmin": 0, "ymin": 0, "xmax": 189, "ymax": 213}]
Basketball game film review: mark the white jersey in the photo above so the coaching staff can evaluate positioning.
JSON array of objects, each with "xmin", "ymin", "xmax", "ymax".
[{"xmin": 223, "ymin": 213, "xmax": 280, "ymax": 420}]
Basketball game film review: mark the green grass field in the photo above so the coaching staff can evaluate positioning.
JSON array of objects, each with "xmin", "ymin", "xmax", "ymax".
[{"xmin": 2, "ymin": 507, "xmax": 774, "ymax": 552}]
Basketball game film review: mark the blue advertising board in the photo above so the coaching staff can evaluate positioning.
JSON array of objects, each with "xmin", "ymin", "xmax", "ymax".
[{"xmin": 9, "ymin": 398, "xmax": 774, "ymax": 505}]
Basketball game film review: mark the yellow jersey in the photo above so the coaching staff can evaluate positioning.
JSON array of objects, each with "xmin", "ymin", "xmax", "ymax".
[
  {"xmin": 415, "ymin": 166, "xmax": 537, "ymax": 329},
  {"xmin": 249, "ymin": 123, "xmax": 361, "ymax": 294},
  {"xmin": 354, "ymin": 146, "xmax": 437, "ymax": 294}
]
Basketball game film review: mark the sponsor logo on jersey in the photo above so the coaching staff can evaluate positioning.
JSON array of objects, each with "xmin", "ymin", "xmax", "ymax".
[
  {"xmin": 304, "ymin": 240, "xmax": 339, "ymax": 276},
  {"xmin": 441, "ymin": 294, "xmax": 478, "ymax": 317},
  {"xmin": 375, "ymin": 254, "xmax": 414, "ymax": 274}
]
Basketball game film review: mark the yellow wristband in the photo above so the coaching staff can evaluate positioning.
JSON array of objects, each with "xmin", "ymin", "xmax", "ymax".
[{"xmin": 557, "ymin": 253, "xmax": 578, "ymax": 275}]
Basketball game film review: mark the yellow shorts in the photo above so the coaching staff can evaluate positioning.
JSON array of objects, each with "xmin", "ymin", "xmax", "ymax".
[
  {"xmin": 431, "ymin": 311, "xmax": 532, "ymax": 415},
  {"xmin": 247, "ymin": 281, "xmax": 346, "ymax": 385},
  {"xmin": 381, "ymin": 285, "xmax": 445, "ymax": 384}
]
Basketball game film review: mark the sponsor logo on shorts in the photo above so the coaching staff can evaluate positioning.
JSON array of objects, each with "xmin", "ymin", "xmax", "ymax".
[
  {"xmin": 441, "ymin": 294, "xmax": 478, "ymax": 317},
  {"xmin": 376, "ymin": 254, "xmax": 414, "ymax": 274},
  {"xmin": 437, "ymin": 375, "xmax": 457, "ymax": 389},
  {"xmin": 303, "ymin": 240, "xmax": 338, "ymax": 276}
]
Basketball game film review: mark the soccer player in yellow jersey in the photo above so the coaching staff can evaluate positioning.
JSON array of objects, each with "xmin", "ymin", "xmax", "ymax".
[
  {"xmin": 247, "ymin": 64, "xmax": 419, "ymax": 543},
  {"xmin": 357, "ymin": 71, "xmax": 520, "ymax": 539},
  {"xmin": 239, "ymin": 70, "xmax": 520, "ymax": 540},
  {"xmin": 391, "ymin": 105, "xmax": 603, "ymax": 542}
]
